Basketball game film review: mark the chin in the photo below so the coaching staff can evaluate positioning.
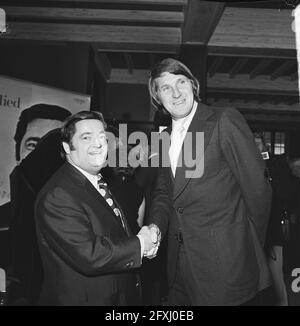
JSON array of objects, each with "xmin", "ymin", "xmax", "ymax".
[
  {"xmin": 94, "ymin": 161, "xmax": 106, "ymax": 169},
  {"xmin": 89, "ymin": 165, "xmax": 103, "ymax": 173},
  {"xmin": 174, "ymin": 110, "xmax": 189, "ymax": 118}
]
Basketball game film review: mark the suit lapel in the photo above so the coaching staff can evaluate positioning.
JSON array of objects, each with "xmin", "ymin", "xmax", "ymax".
[
  {"xmin": 173, "ymin": 103, "xmax": 218, "ymax": 200},
  {"xmin": 65, "ymin": 162, "xmax": 128, "ymax": 236},
  {"xmin": 109, "ymin": 190, "xmax": 131, "ymax": 236}
]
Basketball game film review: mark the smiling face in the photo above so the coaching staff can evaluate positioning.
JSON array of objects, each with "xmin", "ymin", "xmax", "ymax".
[
  {"xmin": 155, "ymin": 72, "xmax": 195, "ymax": 120},
  {"xmin": 63, "ymin": 119, "xmax": 108, "ymax": 175}
]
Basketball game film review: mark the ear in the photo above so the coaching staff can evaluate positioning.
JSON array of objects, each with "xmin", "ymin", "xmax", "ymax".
[
  {"xmin": 62, "ymin": 142, "xmax": 71, "ymax": 155},
  {"xmin": 155, "ymin": 92, "xmax": 162, "ymax": 105},
  {"xmin": 191, "ymin": 80, "xmax": 201, "ymax": 100},
  {"xmin": 191, "ymin": 79, "xmax": 197, "ymax": 91}
]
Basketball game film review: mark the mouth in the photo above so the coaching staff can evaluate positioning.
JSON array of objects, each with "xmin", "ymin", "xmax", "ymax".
[
  {"xmin": 173, "ymin": 99, "xmax": 185, "ymax": 106},
  {"xmin": 89, "ymin": 151, "xmax": 103, "ymax": 156}
]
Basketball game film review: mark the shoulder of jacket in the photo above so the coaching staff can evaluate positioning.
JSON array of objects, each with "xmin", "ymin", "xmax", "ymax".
[{"xmin": 208, "ymin": 106, "xmax": 243, "ymax": 123}]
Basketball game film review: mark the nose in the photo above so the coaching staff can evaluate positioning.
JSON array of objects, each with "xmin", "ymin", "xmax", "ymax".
[
  {"xmin": 172, "ymin": 85, "xmax": 181, "ymax": 98},
  {"xmin": 92, "ymin": 136, "xmax": 103, "ymax": 147}
]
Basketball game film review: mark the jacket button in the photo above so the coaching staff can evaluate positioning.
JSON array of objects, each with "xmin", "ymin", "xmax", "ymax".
[
  {"xmin": 177, "ymin": 207, "xmax": 184, "ymax": 214},
  {"xmin": 125, "ymin": 261, "xmax": 133, "ymax": 268}
]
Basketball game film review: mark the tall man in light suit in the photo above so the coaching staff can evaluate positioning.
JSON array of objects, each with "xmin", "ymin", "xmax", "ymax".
[
  {"xmin": 146, "ymin": 58, "xmax": 272, "ymax": 305},
  {"xmin": 35, "ymin": 111, "xmax": 156, "ymax": 305}
]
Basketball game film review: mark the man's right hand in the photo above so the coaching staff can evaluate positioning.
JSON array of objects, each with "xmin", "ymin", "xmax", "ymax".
[
  {"xmin": 137, "ymin": 225, "xmax": 161, "ymax": 259},
  {"xmin": 138, "ymin": 226, "xmax": 157, "ymax": 252},
  {"xmin": 145, "ymin": 224, "xmax": 161, "ymax": 259}
]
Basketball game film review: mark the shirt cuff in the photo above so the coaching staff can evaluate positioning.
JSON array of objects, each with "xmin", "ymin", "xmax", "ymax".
[{"xmin": 136, "ymin": 235, "xmax": 145, "ymax": 260}]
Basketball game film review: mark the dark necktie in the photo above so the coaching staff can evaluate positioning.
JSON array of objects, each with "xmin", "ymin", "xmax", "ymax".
[{"xmin": 97, "ymin": 175, "xmax": 126, "ymax": 230}]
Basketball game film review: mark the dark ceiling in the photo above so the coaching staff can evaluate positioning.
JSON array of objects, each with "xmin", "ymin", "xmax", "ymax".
[{"xmin": 0, "ymin": 0, "xmax": 299, "ymax": 125}]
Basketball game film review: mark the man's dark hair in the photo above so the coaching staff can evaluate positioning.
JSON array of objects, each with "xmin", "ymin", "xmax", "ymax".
[
  {"xmin": 61, "ymin": 110, "xmax": 107, "ymax": 158},
  {"xmin": 14, "ymin": 103, "xmax": 71, "ymax": 161},
  {"xmin": 148, "ymin": 58, "xmax": 200, "ymax": 110}
]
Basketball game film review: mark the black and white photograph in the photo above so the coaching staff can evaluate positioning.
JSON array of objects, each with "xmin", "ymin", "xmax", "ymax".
[{"xmin": 0, "ymin": 0, "xmax": 300, "ymax": 310}]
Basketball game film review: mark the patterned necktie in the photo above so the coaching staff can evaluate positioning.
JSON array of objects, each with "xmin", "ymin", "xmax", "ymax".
[{"xmin": 97, "ymin": 175, "xmax": 126, "ymax": 230}]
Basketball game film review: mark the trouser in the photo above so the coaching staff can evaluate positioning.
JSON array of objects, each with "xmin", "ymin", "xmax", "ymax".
[
  {"xmin": 240, "ymin": 287, "xmax": 273, "ymax": 306},
  {"xmin": 167, "ymin": 241, "xmax": 194, "ymax": 306},
  {"xmin": 166, "ymin": 232, "xmax": 269, "ymax": 306}
]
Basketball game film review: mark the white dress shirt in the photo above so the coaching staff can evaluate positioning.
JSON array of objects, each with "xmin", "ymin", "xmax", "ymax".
[
  {"xmin": 169, "ymin": 101, "xmax": 198, "ymax": 176},
  {"xmin": 69, "ymin": 162, "xmax": 99, "ymax": 189}
]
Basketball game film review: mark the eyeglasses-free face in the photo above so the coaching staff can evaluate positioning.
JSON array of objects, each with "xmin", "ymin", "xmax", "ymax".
[{"xmin": 155, "ymin": 72, "xmax": 195, "ymax": 120}]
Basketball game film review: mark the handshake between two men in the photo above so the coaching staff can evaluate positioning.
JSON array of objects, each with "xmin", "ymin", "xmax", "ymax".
[{"xmin": 137, "ymin": 224, "xmax": 161, "ymax": 259}]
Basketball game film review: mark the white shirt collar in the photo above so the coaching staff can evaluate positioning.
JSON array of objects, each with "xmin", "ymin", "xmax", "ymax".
[{"xmin": 68, "ymin": 160, "xmax": 99, "ymax": 190}]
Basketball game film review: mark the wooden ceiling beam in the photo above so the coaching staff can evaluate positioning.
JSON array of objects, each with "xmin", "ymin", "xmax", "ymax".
[
  {"xmin": 208, "ymin": 46, "xmax": 296, "ymax": 59},
  {"xmin": 97, "ymin": 53, "xmax": 111, "ymax": 81},
  {"xmin": 207, "ymin": 87, "xmax": 299, "ymax": 99},
  {"xmin": 249, "ymin": 58, "xmax": 273, "ymax": 79},
  {"xmin": 270, "ymin": 60, "xmax": 295, "ymax": 80},
  {"xmin": 246, "ymin": 114, "xmax": 300, "ymax": 129},
  {"xmin": 229, "ymin": 58, "xmax": 248, "ymax": 79},
  {"xmin": 124, "ymin": 53, "xmax": 134, "ymax": 74},
  {"xmin": 290, "ymin": 71, "xmax": 298, "ymax": 81},
  {"xmin": 182, "ymin": 0, "xmax": 224, "ymax": 44},
  {"xmin": 0, "ymin": 22, "xmax": 181, "ymax": 52},
  {"xmin": 208, "ymin": 73, "xmax": 298, "ymax": 93},
  {"xmin": 3, "ymin": 6, "xmax": 184, "ymax": 25},
  {"xmin": 209, "ymin": 7, "xmax": 296, "ymax": 57},
  {"xmin": 180, "ymin": 0, "xmax": 224, "ymax": 103},
  {"xmin": 39, "ymin": 0, "xmax": 188, "ymax": 5},
  {"xmin": 91, "ymin": 44, "xmax": 111, "ymax": 81},
  {"xmin": 109, "ymin": 68, "xmax": 148, "ymax": 84},
  {"xmin": 249, "ymin": 94, "xmax": 262, "ymax": 102},
  {"xmin": 288, "ymin": 97, "xmax": 299, "ymax": 105},
  {"xmin": 207, "ymin": 98, "xmax": 300, "ymax": 112},
  {"xmin": 208, "ymin": 57, "xmax": 224, "ymax": 77}
]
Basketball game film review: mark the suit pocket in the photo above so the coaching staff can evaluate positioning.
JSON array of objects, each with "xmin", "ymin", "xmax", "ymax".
[{"xmin": 213, "ymin": 218, "xmax": 259, "ymax": 291}]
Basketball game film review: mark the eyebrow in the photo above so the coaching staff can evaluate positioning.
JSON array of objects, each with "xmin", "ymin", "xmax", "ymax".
[
  {"xmin": 80, "ymin": 132, "xmax": 92, "ymax": 137},
  {"xmin": 158, "ymin": 83, "xmax": 170, "ymax": 90},
  {"xmin": 25, "ymin": 137, "xmax": 40, "ymax": 144},
  {"xmin": 80, "ymin": 131, "xmax": 106, "ymax": 137},
  {"xmin": 158, "ymin": 76, "xmax": 188, "ymax": 88}
]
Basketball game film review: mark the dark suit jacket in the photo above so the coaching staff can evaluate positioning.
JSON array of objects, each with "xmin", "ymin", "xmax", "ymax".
[
  {"xmin": 35, "ymin": 162, "xmax": 142, "ymax": 306},
  {"xmin": 150, "ymin": 104, "xmax": 272, "ymax": 306}
]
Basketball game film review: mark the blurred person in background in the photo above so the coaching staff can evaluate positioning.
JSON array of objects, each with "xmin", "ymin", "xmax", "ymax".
[
  {"xmin": 0, "ymin": 104, "xmax": 71, "ymax": 305},
  {"xmin": 254, "ymin": 132, "xmax": 291, "ymax": 305}
]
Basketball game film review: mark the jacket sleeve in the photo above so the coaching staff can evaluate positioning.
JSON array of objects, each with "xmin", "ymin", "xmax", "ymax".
[
  {"xmin": 35, "ymin": 187, "xmax": 141, "ymax": 276},
  {"xmin": 219, "ymin": 108, "xmax": 272, "ymax": 245},
  {"xmin": 147, "ymin": 167, "xmax": 173, "ymax": 239}
]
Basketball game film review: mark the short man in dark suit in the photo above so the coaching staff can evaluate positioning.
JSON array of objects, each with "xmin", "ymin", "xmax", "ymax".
[
  {"xmin": 145, "ymin": 58, "xmax": 272, "ymax": 305},
  {"xmin": 35, "ymin": 111, "xmax": 156, "ymax": 306}
]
